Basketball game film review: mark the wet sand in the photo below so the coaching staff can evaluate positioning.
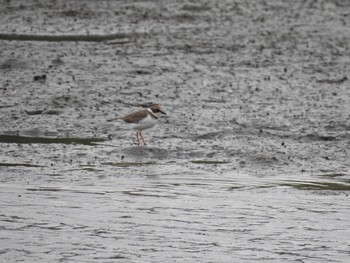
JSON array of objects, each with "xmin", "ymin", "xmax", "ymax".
[{"xmin": 1, "ymin": 0, "xmax": 350, "ymax": 262}]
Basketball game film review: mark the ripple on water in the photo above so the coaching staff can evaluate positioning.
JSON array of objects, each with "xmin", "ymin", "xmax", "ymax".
[{"xmin": 1, "ymin": 169, "xmax": 350, "ymax": 262}]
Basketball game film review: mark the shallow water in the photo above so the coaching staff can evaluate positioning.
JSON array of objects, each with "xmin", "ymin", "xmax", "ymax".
[
  {"xmin": 1, "ymin": 0, "xmax": 350, "ymax": 262},
  {"xmin": 1, "ymin": 141, "xmax": 350, "ymax": 262},
  {"xmin": 1, "ymin": 178, "xmax": 350, "ymax": 263}
]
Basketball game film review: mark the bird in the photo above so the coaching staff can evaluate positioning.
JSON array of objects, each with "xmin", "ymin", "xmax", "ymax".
[{"xmin": 108, "ymin": 104, "xmax": 166, "ymax": 146}]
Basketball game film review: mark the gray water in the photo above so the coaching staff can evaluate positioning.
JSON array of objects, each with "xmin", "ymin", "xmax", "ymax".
[{"xmin": 1, "ymin": 141, "xmax": 349, "ymax": 262}]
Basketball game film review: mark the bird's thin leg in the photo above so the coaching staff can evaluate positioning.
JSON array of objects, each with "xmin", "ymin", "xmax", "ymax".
[
  {"xmin": 140, "ymin": 131, "xmax": 147, "ymax": 145},
  {"xmin": 136, "ymin": 130, "xmax": 141, "ymax": 146}
]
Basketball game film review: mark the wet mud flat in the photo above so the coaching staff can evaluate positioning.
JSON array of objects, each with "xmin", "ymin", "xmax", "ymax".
[{"xmin": 1, "ymin": 0, "xmax": 350, "ymax": 262}]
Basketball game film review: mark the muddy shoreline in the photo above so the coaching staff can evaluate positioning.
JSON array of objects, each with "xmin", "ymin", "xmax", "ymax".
[{"xmin": 1, "ymin": 0, "xmax": 350, "ymax": 262}]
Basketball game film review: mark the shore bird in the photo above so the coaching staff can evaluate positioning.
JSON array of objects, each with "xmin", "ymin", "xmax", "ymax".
[{"xmin": 108, "ymin": 104, "xmax": 166, "ymax": 146}]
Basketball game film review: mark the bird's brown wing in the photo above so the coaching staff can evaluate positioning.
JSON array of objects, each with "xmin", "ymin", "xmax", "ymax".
[{"xmin": 121, "ymin": 110, "xmax": 148, "ymax": 123}]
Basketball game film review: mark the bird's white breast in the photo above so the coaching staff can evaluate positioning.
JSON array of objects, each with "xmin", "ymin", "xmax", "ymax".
[{"xmin": 131, "ymin": 114, "xmax": 158, "ymax": 130}]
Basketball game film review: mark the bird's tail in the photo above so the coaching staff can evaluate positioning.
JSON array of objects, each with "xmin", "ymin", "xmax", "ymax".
[{"xmin": 107, "ymin": 117, "xmax": 122, "ymax": 122}]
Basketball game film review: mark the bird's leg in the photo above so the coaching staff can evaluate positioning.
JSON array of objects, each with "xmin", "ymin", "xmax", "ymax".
[
  {"xmin": 140, "ymin": 131, "xmax": 147, "ymax": 145},
  {"xmin": 136, "ymin": 130, "xmax": 141, "ymax": 146}
]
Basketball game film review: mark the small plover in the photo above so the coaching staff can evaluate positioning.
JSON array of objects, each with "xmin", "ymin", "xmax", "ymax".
[{"xmin": 109, "ymin": 104, "xmax": 166, "ymax": 146}]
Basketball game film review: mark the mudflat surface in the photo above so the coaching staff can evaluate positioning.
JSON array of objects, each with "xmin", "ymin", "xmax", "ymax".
[{"xmin": 1, "ymin": 0, "xmax": 350, "ymax": 262}]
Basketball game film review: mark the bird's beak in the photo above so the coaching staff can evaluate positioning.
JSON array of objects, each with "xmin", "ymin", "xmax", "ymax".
[{"xmin": 160, "ymin": 110, "xmax": 166, "ymax": 115}]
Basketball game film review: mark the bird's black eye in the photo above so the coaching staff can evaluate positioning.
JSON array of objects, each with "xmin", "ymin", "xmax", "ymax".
[{"xmin": 153, "ymin": 109, "xmax": 160, "ymax": 113}]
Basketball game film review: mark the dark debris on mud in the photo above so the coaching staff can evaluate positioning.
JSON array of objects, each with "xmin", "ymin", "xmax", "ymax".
[{"xmin": 0, "ymin": 0, "xmax": 349, "ymax": 179}]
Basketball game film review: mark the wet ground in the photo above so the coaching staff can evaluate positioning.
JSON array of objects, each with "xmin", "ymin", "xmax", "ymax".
[{"xmin": 1, "ymin": 0, "xmax": 350, "ymax": 262}]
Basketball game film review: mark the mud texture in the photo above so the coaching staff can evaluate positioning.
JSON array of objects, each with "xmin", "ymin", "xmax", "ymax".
[{"xmin": 1, "ymin": 0, "xmax": 350, "ymax": 262}]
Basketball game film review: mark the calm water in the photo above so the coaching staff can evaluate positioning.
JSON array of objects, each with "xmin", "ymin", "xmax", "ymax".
[{"xmin": 1, "ymin": 146, "xmax": 349, "ymax": 262}]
